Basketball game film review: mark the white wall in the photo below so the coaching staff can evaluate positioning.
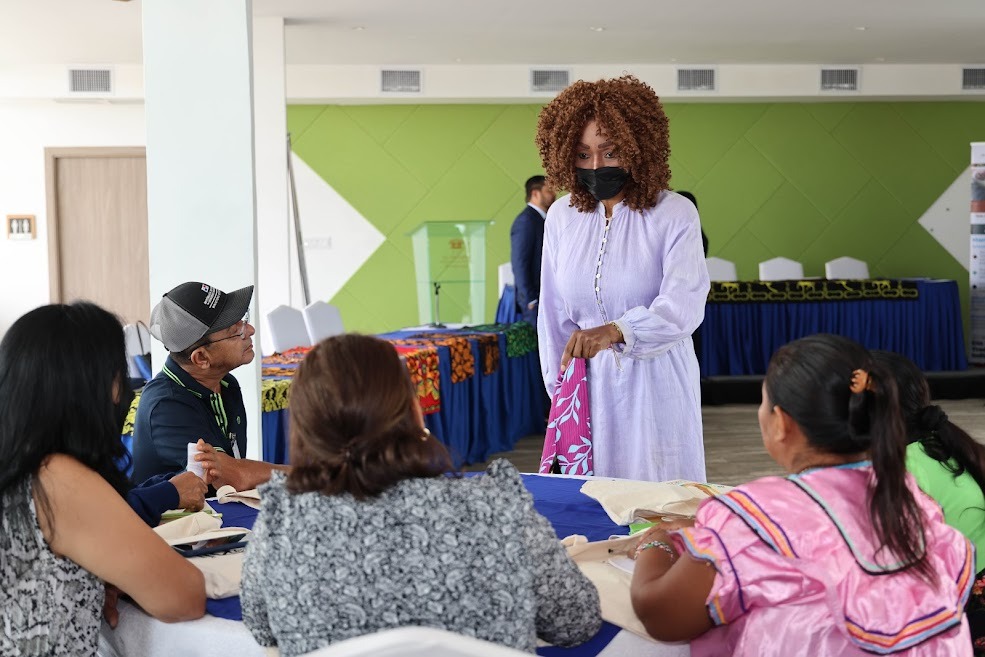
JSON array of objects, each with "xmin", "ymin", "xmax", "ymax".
[
  {"xmin": 291, "ymin": 153, "xmax": 385, "ymax": 308},
  {"xmin": 0, "ymin": 100, "xmax": 146, "ymax": 337},
  {"xmin": 253, "ymin": 16, "xmax": 291, "ymax": 357}
]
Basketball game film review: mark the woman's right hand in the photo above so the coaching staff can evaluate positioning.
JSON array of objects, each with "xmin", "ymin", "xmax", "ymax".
[{"xmin": 560, "ymin": 324, "xmax": 621, "ymax": 371}]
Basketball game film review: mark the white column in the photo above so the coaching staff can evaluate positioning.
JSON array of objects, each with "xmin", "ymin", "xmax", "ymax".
[
  {"xmin": 142, "ymin": 0, "xmax": 262, "ymax": 459},
  {"xmin": 253, "ymin": 16, "xmax": 291, "ymax": 358}
]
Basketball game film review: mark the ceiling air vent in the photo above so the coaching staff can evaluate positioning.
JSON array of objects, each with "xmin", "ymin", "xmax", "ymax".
[
  {"xmin": 68, "ymin": 67, "xmax": 113, "ymax": 94},
  {"xmin": 677, "ymin": 68, "xmax": 716, "ymax": 92},
  {"xmin": 380, "ymin": 69, "xmax": 422, "ymax": 93},
  {"xmin": 820, "ymin": 68, "xmax": 859, "ymax": 92},
  {"xmin": 531, "ymin": 69, "xmax": 570, "ymax": 93},
  {"xmin": 962, "ymin": 67, "xmax": 985, "ymax": 91}
]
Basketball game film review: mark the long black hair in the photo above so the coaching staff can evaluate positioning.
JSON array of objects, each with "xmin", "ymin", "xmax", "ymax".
[
  {"xmin": 0, "ymin": 302, "xmax": 132, "ymax": 524},
  {"xmin": 872, "ymin": 350, "xmax": 985, "ymax": 501},
  {"xmin": 765, "ymin": 334, "xmax": 930, "ymax": 579}
]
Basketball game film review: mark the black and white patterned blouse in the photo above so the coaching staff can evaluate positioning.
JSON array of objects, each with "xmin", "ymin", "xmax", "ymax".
[
  {"xmin": 1, "ymin": 477, "xmax": 102, "ymax": 656},
  {"xmin": 241, "ymin": 460, "xmax": 601, "ymax": 656}
]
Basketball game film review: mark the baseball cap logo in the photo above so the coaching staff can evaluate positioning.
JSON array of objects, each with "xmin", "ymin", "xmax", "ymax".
[
  {"xmin": 203, "ymin": 287, "xmax": 222, "ymax": 309},
  {"xmin": 201, "ymin": 284, "xmax": 210, "ymax": 293}
]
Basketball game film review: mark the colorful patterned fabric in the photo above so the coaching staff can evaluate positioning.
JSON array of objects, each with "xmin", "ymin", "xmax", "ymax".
[
  {"xmin": 122, "ymin": 390, "xmax": 141, "ymax": 437},
  {"xmin": 708, "ymin": 279, "xmax": 920, "ymax": 304},
  {"xmin": 393, "ymin": 345, "xmax": 441, "ymax": 415},
  {"xmin": 468, "ymin": 321, "xmax": 537, "ymax": 358},
  {"xmin": 389, "ymin": 336, "xmax": 475, "ymax": 383},
  {"xmin": 414, "ymin": 332, "xmax": 500, "ymax": 375},
  {"xmin": 262, "ymin": 346, "xmax": 312, "ymax": 365},
  {"xmin": 261, "ymin": 345, "xmax": 440, "ymax": 415},
  {"xmin": 261, "ymin": 365, "xmax": 300, "ymax": 379},
  {"xmin": 262, "ymin": 379, "xmax": 292, "ymax": 413},
  {"xmin": 539, "ymin": 359, "xmax": 592, "ymax": 475}
]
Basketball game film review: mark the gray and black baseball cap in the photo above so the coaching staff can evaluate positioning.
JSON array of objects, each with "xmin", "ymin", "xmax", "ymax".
[{"xmin": 149, "ymin": 282, "xmax": 254, "ymax": 352}]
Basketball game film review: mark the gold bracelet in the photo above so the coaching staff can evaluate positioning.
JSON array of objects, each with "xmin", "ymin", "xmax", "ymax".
[{"xmin": 608, "ymin": 321, "xmax": 624, "ymax": 342}]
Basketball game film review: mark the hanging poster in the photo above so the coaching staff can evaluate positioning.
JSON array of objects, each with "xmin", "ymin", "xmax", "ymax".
[{"xmin": 969, "ymin": 142, "xmax": 985, "ymax": 364}]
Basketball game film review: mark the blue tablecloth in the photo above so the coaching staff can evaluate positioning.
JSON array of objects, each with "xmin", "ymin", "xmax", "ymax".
[
  {"xmin": 262, "ymin": 328, "xmax": 548, "ymax": 468},
  {"xmin": 206, "ymin": 474, "xmax": 627, "ymax": 655},
  {"xmin": 701, "ymin": 279, "xmax": 967, "ymax": 376}
]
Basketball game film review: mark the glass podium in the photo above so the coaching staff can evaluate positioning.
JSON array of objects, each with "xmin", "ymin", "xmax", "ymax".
[{"xmin": 408, "ymin": 221, "xmax": 492, "ymax": 326}]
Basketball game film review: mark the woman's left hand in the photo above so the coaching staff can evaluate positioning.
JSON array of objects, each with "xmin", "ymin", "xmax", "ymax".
[{"xmin": 560, "ymin": 324, "xmax": 621, "ymax": 371}]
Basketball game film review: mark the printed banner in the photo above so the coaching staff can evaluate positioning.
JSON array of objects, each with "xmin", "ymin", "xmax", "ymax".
[
  {"xmin": 707, "ymin": 279, "xmax": 918, "ymax": 304},
  {"xmin": 970, "ymin": 142, "xmax": 985, "ymax": 365}
]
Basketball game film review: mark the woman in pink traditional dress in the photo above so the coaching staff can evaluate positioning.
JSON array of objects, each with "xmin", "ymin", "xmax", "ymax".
[{"xmin": 629, "ymin": 334, "xmax": 974, "ymax": 656}]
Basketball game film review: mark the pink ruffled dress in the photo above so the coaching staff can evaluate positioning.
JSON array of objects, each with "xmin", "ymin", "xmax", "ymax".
[{"xmin": 673, "ymin": 461, "xmax": 974, "ymax": 656}]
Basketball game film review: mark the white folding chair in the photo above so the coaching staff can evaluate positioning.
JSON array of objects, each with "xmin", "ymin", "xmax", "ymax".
[
  {"xmin": 705, "ymin": 256, "xmax": 738, "ymax": 282},
  {"xmin": 497, "ymin": 262, "xmax": 514, "ymax": 297},
  {"xmin": 759, "ymin": 257, "xmax": 804, "ymax": 281},
  {"xmin": 824, "ymin": 256, "xmax": 870, "ymax": 280},
  {"xmin": 266, "ymin": 305, "xmax": 312, "ymax": 353},
  {"xmin": 301, "ymin": 627, "xmax": 530, "ymax": 657},
  {"xmin": 303, "ymin": 301, "xmax": 345, "ymax": 344}
]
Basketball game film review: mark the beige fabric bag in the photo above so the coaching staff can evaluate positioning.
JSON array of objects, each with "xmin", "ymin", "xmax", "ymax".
[
  {"xmin": 563, "ymin": 534, "xmax": 663, "ymax": 642},
  {"xmin": 153, "ymin": 510, "xmax": 249, "ymax": 598},
  {"xmin": 579, "ymin": 479, "xmax": 731, "ymax": 526},
  {"xmin": 215, "ymin": 485, "xmax": 262, "ymax": 510},
  {"xmin": 189, "ymin": 551, "xmax": 245, "ymax": 599}
]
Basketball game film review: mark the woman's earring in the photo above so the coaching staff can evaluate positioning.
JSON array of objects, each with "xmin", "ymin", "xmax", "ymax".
[{"xmin": 421, "ymin": 427, "xmax": 431, "ymax": 442}]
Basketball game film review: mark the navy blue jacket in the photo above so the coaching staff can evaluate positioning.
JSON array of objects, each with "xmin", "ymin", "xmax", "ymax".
[
  {"xmin": 131, "ymin": 356, "xmax": 248, "ymax": 483},
  {"xmin": 126, "ymin": 474, "xmax": 179, "ymax": 526},
  {"xmin": 509, "ymin": 204, "xmax": 546, "ymax": 314}
]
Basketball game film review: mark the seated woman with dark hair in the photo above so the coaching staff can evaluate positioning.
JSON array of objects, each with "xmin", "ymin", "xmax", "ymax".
[
  {"xmin": 241, "ymin": 334, "xmax": 601, "ymax": 656},
  {"xmin": 629, "ymin": 334, "xmax": 973, "ymax": 656},
  {"xmin": 873, "ymin": 350, "xmax": 985, "ymax": 655},
  {"xmin": 0, "ymin": 302, "xmax": 205, "ymax": 656}
]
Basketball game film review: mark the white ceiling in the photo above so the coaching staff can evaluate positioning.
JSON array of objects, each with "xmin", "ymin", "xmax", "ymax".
[{"xmin": 2, "ymin": 0, "xmax": 983, "ymax": 67}]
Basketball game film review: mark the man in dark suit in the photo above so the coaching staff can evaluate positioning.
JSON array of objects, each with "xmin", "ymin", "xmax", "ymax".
[{"xmin": 510, "ymin": 175, "xmax": 555, "ymax": 326}]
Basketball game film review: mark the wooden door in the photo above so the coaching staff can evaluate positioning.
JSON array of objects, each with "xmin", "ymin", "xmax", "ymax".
[{"xmin": 46, "ymin": 148, "xmax": 149, "ymax": 324}]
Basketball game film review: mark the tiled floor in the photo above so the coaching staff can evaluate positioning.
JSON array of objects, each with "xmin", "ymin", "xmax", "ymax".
[{"xmin": 466, "ymin": 399, "xmax": 985, "ymax": 487}]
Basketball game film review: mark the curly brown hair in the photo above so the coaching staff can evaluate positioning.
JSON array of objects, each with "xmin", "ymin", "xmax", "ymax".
[{"xmin": 535, "ymin": 75, "xmax": 671, "ymax": 213}]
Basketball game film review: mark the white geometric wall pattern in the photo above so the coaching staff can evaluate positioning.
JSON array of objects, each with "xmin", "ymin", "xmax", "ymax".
[
  {"xmin": 291, "ymin": 152, "xmax": 386, "ymax": 303},
  {"xmin": 918, "ymin": 166, "xmax": 972, "ymax": 271}
]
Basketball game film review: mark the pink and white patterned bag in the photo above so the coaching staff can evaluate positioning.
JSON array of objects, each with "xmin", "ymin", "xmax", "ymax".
[{"xmin": 539, "ymin": 359, "xmax": 593, "ymax": 475}]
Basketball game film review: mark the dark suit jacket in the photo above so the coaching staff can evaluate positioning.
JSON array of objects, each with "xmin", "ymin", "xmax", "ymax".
[{"xmin": 510, "ymin": 205, "xmax": 545, "ymax": 312}]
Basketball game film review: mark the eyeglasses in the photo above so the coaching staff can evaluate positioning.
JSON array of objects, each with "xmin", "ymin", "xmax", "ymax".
[{"xmin": 201, "ymin": 311, "xmax": 250, "ymax": 346}]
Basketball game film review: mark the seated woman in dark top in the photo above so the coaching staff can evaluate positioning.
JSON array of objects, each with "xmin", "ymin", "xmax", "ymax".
[{"xmin": 241, "ymin": 334, "xmax": 601, "ymax": 656}]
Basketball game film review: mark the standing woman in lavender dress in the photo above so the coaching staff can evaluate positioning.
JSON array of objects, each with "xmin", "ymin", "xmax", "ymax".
[{"xmin": 535, "ymin": 75, "xmax": 710, "ymax": 482}]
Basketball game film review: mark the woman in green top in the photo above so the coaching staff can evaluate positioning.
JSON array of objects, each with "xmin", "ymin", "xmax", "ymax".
[{"xmin": 873, "ymin": 350, "xmax": 985, "ymax": 655}]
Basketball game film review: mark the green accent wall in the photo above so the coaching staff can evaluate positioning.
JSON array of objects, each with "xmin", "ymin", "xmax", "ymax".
[{"xmin": 288, "ymin": 102, "xmax": 984, "ymax": 335}]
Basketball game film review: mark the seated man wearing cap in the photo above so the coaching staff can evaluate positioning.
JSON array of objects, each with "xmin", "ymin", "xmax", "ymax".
[{"xmin": 132, "ymin": 282, "xmax": 286, "ymax": 491}]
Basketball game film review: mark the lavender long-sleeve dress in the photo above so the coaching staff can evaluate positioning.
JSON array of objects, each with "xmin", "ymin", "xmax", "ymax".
[{"xmin": 538, "ymin": 191, "xmax": 710, "ymax": 482}]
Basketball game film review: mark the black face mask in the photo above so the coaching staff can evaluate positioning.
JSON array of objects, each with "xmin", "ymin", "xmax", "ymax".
[{"xmin": 576, "ymin": 166, "xmax": 630, "ymax": 201}]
